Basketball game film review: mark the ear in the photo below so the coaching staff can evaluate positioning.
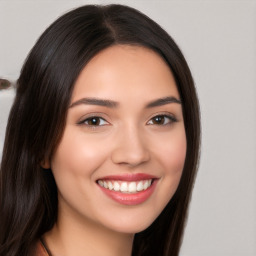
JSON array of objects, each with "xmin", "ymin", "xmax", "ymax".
[{"xmin": 41, "ymin": 159, "xmax": 51, "ymax": 169}]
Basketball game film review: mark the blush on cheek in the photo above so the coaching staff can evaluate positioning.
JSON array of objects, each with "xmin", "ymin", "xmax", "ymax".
[{"xmin": 165, "ymin": 142, "xmax": 187, "ymax": 175}]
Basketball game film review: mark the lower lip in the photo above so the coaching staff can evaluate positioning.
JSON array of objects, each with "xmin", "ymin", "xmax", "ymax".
[{"xmin": 98, "ymin": 180, "xmax": 157, "ymax": 205}]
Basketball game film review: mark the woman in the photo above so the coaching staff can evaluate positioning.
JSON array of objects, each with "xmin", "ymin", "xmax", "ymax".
[{"xmin": 0, "ymin": 4, "xmax": 200, "ymax": 256}]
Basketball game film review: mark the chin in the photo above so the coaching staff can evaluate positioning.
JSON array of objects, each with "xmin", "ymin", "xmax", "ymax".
[{"xmin": 97, "ymin": 208, "xmax": 161, "ymax": 234}]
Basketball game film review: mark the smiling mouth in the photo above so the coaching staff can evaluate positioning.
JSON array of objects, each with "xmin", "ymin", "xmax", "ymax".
[
  {"xmin": 96, "ymin": 173, "xmax": 158, "ymax": 205},
  {"xmin": 97, "ymin": 179, "xmax": 153, "ymax": 194}
]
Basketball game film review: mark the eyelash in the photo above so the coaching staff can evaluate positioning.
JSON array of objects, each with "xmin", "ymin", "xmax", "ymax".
[
  {"xmin": 78, "ymin": 116, "xmax": 109, "ymax": 127},
  {"xmin": 78, "ymin": 114, "xmax": 177, "ymax": 128},
  {"xmin": 147, "ymin": 114, "xmax": 177, "ymax": 126}
]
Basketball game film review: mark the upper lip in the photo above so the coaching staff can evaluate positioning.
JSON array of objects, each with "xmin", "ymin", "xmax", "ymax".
[{"xmin": 97, "ymin": 173, "xmax": 158, "ymax": 181}]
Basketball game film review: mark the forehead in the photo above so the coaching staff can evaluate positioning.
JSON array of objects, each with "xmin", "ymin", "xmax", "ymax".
[{"xmin": 71, "ymin": 45, "xmax": 179, "ymax": 103}]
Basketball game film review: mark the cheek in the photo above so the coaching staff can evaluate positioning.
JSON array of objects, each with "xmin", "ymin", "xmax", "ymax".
[
  {"xmin": 154, "ymin": 129, "xmax": 187, "ymax": 200},
  {"xmin": 51, "ymin": 130, "xmax": 108, "ymax": 178},
  {"xmin": 49, "ymin": 130, "xmax": 111, "ymax": 216},
  {"xmin": 159, "ymin": 129, "xmax": 187, "ymax": 175},
  {"xmin": 165, "ymin": 138, "xmax": 187, "ymax": 173}
]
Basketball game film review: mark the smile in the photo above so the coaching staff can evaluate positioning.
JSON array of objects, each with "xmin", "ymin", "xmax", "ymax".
[
  {"xmin": 97, "ymin": 179, "xmax": 153, "ymax": 193},
  {"xmin": 96, "ymin": 173, "xmax": 158, "ymax": 205}
]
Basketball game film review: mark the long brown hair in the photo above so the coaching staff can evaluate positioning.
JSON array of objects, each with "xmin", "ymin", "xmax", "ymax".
[{"xmin": 0, "ymin": 4, "xmax": 200, "ymax": 256}]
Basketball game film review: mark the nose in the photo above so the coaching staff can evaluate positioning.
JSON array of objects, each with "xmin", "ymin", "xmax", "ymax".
[{"xmin": 111, "ymin": 125, "xmax": 150, "ymax": 167}]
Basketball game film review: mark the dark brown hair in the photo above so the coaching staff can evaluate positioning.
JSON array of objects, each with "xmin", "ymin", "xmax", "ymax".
[{"xmin": 0, "ymin": 4, "xmax": 200, "ymax": 256}]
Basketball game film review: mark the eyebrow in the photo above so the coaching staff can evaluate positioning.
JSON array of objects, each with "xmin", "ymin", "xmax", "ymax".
[
  {"xmin": 145, "ymin": 96, "xmax": 181, "ymax": 108},
  {"xmin": 69, "ymin": 98, "xmax": 119, "ymax": 108},
  {"xmin": 69, "ymin": 96, "xmax": 181, "ymax": 109}
]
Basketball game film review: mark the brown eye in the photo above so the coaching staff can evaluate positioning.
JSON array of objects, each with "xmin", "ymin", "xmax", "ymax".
[
  {"xmin": 81, "ymin": 117, "xmax": 109, "ymax": 126},
  {"xmin": 87, "ymin": 117, "xmax": 100, "ymax": 125},
  {"xmin": 152, "ymin": 116, "xmax": 165, "ymax": 125},
  {"xmin": 147, "ymin": 115, "xmax": 177, "ymax": 125}
]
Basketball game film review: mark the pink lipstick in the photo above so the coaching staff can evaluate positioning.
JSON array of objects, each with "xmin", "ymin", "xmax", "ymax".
[{"xmin": 97, "ymin": 173, "xmax": 158, "ymax": 205}]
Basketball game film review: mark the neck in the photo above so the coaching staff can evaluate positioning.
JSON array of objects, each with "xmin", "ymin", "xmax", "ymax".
[{"xmin": 43, "ymin": 212, "xmax": 134, "ymax": 256}]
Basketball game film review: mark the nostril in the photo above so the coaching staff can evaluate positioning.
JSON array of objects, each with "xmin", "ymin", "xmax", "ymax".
[{"xmin": 111, "ymin": 152, "xmax": 150, "ymax": 167}]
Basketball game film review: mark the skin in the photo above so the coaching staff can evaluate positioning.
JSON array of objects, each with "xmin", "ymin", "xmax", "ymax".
[{"xmin": 43, "ymin": 45, "xmax": 187, "ymax": 256}]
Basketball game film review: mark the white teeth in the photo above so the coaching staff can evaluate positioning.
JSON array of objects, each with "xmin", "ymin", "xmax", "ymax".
[
  {"xmin": 143, "ymin": 180, "xmax": 149, "ymax": 190},
  {"xmin": 98, "ymin": 179, "xmax": 153, "ymax": 193},
  {"xmin": 137, "ymin": 181, "xmax": 144, "ymax": 191},
  {"xmin": 113, "ymin": 182, "xmax": 120, "ymax": 191},
  {"xmin": 120, "ymin": 182, "xmax": 128, "ymax": 192},
  {"xmin": 103, "ymin": 181, "xmax": 108, "ymax": 189},
  {"xmin": 128, "ymin": 182, "xmax": 137, "ymax": 193},
  {"xmin": 98, "ymin": 180, "xmax": 104, "ymax": 187},
  {"xmin": 108, "ymin": 181, "xmax": 113, "ymax": 190}
]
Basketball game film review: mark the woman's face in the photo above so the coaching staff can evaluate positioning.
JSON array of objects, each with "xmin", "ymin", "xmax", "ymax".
[{"xmin": 49, "ymin": 45, "xmax": 186, "ymax": 234}]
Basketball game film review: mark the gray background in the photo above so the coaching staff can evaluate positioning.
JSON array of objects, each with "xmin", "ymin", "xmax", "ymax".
[{"xmin": 0, "ymin": 0, "xmax": 255, "ymax": 255}]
